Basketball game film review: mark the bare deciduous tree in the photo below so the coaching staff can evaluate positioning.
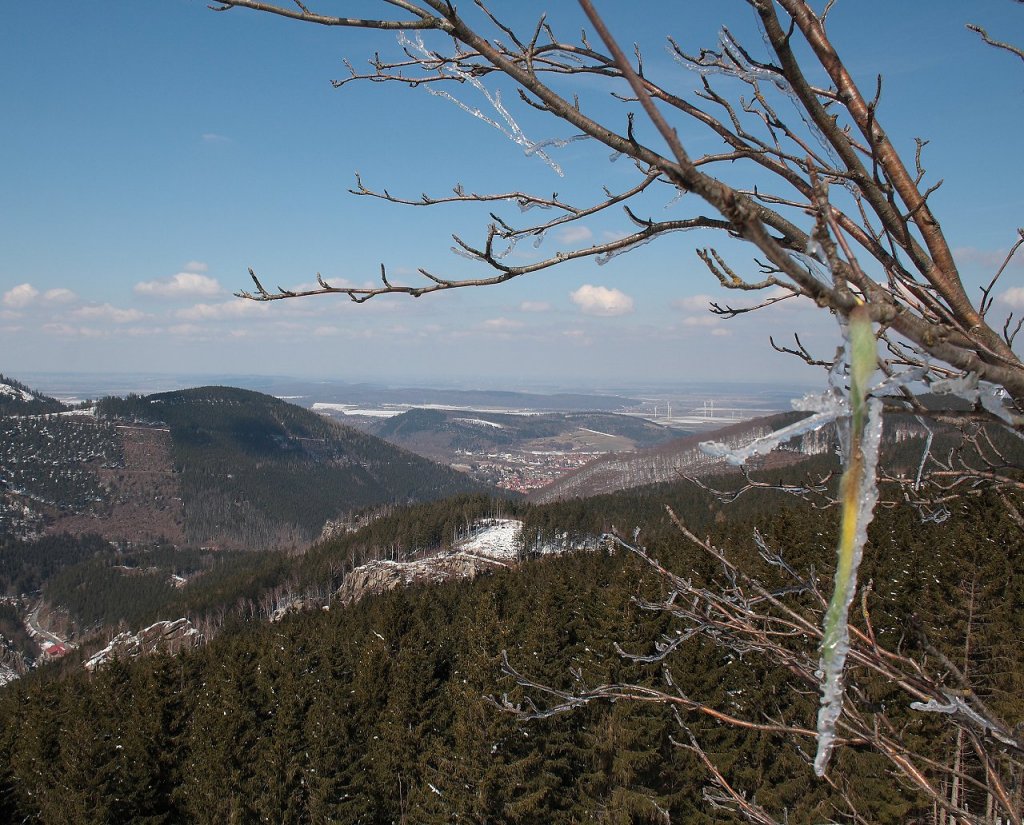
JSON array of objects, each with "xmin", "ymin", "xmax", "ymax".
[
  {"xmin": 200, "ymin": 0, "xmax": 1023, "ymax": 820},
  {"xmin": 221, "ymin": 1, "xmax": 1022, "ymax": 414},
  {"xmin": 222, "ymin": 0, "xmax": 1023, "ymax": 512}
]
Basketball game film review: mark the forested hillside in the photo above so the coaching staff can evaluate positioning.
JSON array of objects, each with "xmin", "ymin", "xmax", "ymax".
[
  {"xmin": 0, "ymin": 415, "xmax": 126, "ymax": 538},
  {"xmin": 0, "ymin": 374, "xmax": 65, "ymax": 416},
  {"xmin": 369, "ymin": 408, "xmax": 680, "ymax": 457},
  {"xmin": 95, "ymin": 386, "xmax": 495, "ymax": 549},
  {"xmin": 1, "ymin": 483, "xmax": 1019, "ymax": 823}
]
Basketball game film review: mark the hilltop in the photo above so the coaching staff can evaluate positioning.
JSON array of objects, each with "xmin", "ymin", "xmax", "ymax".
[
  {"xmin": 94, "ymin": 385, "xmax": 497, "ymax": 549},
  {"xmin": 0, "ymin": 374, "xmax": 65, "ymax": 416},
  {"xmin": 362, "ymin": 407, "xmax": 682, "ymax": 491},
  {"xmin": 1, "ymin": 377, "xmax": 495, "ymax": 548}
]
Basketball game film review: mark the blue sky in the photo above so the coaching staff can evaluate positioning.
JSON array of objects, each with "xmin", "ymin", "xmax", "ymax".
[{"xmin": 2, "ymin": 1, "xmax": 1022, "ymax": 389}]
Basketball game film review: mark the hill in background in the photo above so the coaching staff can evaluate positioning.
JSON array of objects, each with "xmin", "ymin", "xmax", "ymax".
[
  {"xmin": 0, "ymin": 374, "xmax": 65, "ymax": 416},
  {"xmin": 1, "ymin": 376, "xmax": 495, "ymax": 549},
  {"xmin": 95, "ymin": 386, "xmax": 496, "ymax": 550}
]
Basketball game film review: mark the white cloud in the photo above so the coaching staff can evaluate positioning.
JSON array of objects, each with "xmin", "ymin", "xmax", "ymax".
[
  {"xmin": 480, "ymin": 317, "xmax": 524, "ymax": 331},
  {"xmin": 135, "ymin": 272, "xmax": 222, "ymax": 298},
  {"xmin": 42, "ymin": 288, "xmax": 77, "ymax": 304},
  {"xmin": 562, "ymin": 328, "xmax": 591, "ymax": 345},
  {"xmin": 169, "ymin": 323, "xmax": 203, "ymax": 337},
  {"xmin": 78, "ymin": 327, "xmax": 109, "ymax": 338},
  {"xmin": 682, "ymin": 315, "xmax": 722, "ymax": 327},
  {"xmin": 176, "ymin": 299, "xmax": 268, "ymax": 321},
  {"xmin": 519, "ymin": 301, "xmax": 551, "ymax": 313},
  {"xmin": 41, "ymin": 322, "xmax": 77, "ymax": 336},
  {"xmin": 999, "ymin": 287, "xmax": 1024, "ymax": 309},
  {"xmin": 570, "ymin": 284, "xmax": 634, "ymax": 317},
  {"xmin": 3, "ymin": 283, "xmax": 39, "ymax": 308},
  {"xmin": 41, "ymin": 323, "xmax": 107, "ymax": 338},
  {"xmin": 557, "ymin": 225, "xmax": 593, "ymax": 245},
  {"xmin": 184, "ymin": 261, "xmax": 208, "ymax": 273},
  {"xmin": 710, "ymin": 327, "xmax": 731, "ymax": 337},
  {"xmin": 673, "ymin": 294, "xmax": 714, "ymax": 312},
  {"xmin": 954, "ymin": 246, "xmax": 1024, "ymax": 271},
  {"xmin": 72, "ymin": 304, "xmax": 147, "ymax": 323}
]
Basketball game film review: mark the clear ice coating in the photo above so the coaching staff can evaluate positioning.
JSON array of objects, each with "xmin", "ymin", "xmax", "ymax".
[
  {"xmin": 932, "ymin": 373, "xmax": 1024, "ymax": 431},
  {"xmin": 698, "ymin": 308, "xmax": 886, "ymax": 778},
  {"xmin": 911, "ymin": 694, "xmax": 990, "ymax": 729},
  {"xmin": 813, "ymin": 395, "xmax": 883, "ymax": 776},
  {"xmin": 595, "ymin": 236, "xmax": 654, "ymax": 266},
  {"xmin": 398, "ymin": 31, "xmax": 582, "ymax": 176},
  {"xmin": 669, "ymin": 27, "xmax": 793, "ymax": 92},
  {"xmin": 700, "ymin": 403, "xmax": 841, "ymax": 465},
  {"xmin": 671, "ymin": 27, "xmax": 850, "ymax": 185}
]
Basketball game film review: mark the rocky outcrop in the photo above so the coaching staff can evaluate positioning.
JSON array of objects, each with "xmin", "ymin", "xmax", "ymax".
[
  {"xmin": 270, "ymin": 598, "xmax": 319, "ymax": 622},
  {"xmin": 0, "ymin": 645, "xmax": 28, "ymax": 687},
  {"xmin": 336, "ymin": 552, "xmax": 509, "ymax": 606},
  {"xmin": 84, "ymin": 618, "xmax": 203, "ymax": 671}
]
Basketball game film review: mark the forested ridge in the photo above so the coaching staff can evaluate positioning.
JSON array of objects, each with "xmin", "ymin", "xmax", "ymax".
[
  {"xmin": 1, "ymin": 482, "xmax": 1020, "ymax": 823},
  {"xmin": 13, "ymin": 473, "xmax": 795, "ymax": 647},
  {"xmin": 93, "ymin": 386, "xmax": 496, "ymax": 549},
  {"xmin": 369, "ymin": 407, "xmax": 681, "ymax": 454},
  {"xmin": 0, "ymin": 374, "xmax": 65, "ymax": 417},
  {"xmin": 2, "ymin": 376, "xmax": 497, "ymax": 548}
]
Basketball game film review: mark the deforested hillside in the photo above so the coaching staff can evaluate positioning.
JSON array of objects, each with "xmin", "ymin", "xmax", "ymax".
[
  {"xmin": 0, "ymin": 414, "xmax": 133, "ymax": 540},
  {"xmin": 97, "ymin": 386, "xmax": 497, "ymax": 550},
  {"xmin": 528, "ymin": 403, "xmax": 1018, "ymax": 505}
]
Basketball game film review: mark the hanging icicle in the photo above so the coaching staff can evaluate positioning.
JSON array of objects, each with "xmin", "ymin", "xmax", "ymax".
[{"xmin": 814, "ymin": 304, "xmax": 881, "ymax": 776}]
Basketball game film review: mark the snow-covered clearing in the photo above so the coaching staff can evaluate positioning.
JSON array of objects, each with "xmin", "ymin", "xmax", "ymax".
[
  {"xmin": 0, "ymin": 383, "xmax": 34, "ymax": 402},
  {"xmin": 0, "ymin": 664, "xmax": 18, "ymax": 688},
  {"xmin": 458, "ymin": 518, "xmax": 522, "ymax": 560},
  {"xmin": 311, "ymin": 402, "xmax": 403, "ymax": 417},
  {"xmin": 454, "ymin": 417, "xmax": 505, "ymax": 429}
]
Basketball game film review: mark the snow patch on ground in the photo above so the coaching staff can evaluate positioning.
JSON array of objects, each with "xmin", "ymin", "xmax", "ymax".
[
  {"xmin": 311, "ymin": 402, "xmax": 403, "ymax": 417},
  {"xmin": 458, "ymin": 518, "xmax": 522, "ymax": 559},
  {"xmin": 0, "ymin": 663, "xmax": 19, "ymax": 687},
  {"xmin": 454, "ymin": 417, "xmax": 505, "ymax": 429},
  {"xmin": 0, "ymin": 383, "xmax": 35, "ymax": 402}
]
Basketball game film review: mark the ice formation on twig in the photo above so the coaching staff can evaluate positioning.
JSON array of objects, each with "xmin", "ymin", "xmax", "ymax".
[
  {"xmin": 398, "ymin": 32, "xmax": 586, "ymax": 176},
  {"xmin": 932, "ymin": 373, "xmax": 1023, "ymax": 431},
  {"xmin": 595, "ymin": 235, "xmax": 656, "ymax": 265},
  {"xmin": 698, "ymin": 306, "xmax": 883, "ymax": 777}
]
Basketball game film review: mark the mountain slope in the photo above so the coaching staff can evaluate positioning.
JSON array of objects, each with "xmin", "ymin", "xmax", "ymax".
[
  {"xmin": 0, "ymin": 374, "xmax": 65, "ymax": 416},
  {"xmin": 369, "ymin": 408, "xmax": 679, "ymax": 459},
  {"xmin": 3, "ymin": 494, "xmax": 1018, "ymax": 823},
  {"xmin": 97, "ymin": 386, "xmax": 495, "ymax": 549},
  {"xmin": 528, "ymin": 411, "xmax": 823, "ymax": 502}
]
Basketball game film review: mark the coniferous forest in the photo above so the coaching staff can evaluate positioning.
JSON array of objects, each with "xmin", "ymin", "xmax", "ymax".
[{"xmin": 1, "ymin": 479, "xmax": 1020, "ymax": 823}]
